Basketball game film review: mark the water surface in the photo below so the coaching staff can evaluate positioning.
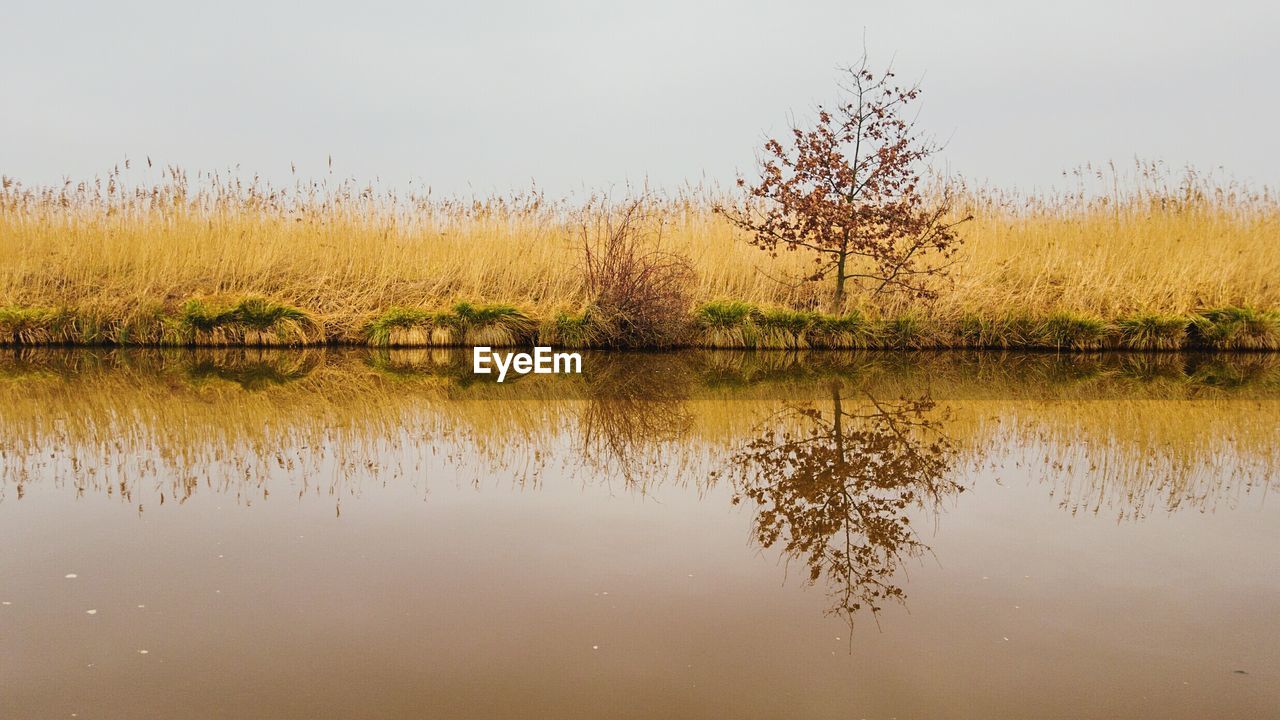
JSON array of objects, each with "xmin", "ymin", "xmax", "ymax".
[{"xmin": 1, "ymin": 349, "xmax": 1277, "ymax": 719}]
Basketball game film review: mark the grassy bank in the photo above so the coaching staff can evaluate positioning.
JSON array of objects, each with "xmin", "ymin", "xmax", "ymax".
[
  {"xmin": 3, "ymin": 298, "xmax": 1279, "ymax": 350},
  {"xmin": 690, "ymin": 302, "xmax": 1280, "ymax": 351},
  {"xmin": 2, "ymin": 163, "xmax": 1278, "ymax": 348}
]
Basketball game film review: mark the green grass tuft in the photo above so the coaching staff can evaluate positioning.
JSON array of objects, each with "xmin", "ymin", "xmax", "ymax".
[
  {"xmin": 1190, "ymin": 307, "xmax": 1280, "ymax": 350},
  {"xmin": 179, "ymin": 298, "xmax": 320, "ymax": 346},
  {"xmin": 235, "ymin": 297, "xmax": 310, "ymax": 331},
  {"xmin": 695, "ymin": 300, "xmax": 757, "ymax": 328},
  {"xmin": 0, "ymin": 307, "xmax": 79, "ymax": 345},
  {"xmin": 367, "ymin": 302, "xmax": 535, "ymax": 347},
  {"xmin": 1115, "ymin": 314, "xmax": 1188, "ymax": 350},
  {"xmin": 1043, "ymin": 312, "xmax": 1110, "ymax": 350},
  {"xmin": 754, "ymin": 308, "xmax": 815, "ymax": 349},
  {"xmin": 957, "ymin": 315, "xmax": 1017, "ymax": 348},
  {"xmin": 808, "ymin": 311, "xmax": 877, "ymax": 349},
  {"xmin": 365, "ymin": 308, "xmax": 440, "ymax": 347},
  {"xmin": 879, "ymin": 313, "xmax": 936, "ymax": 349},
  {"xmin": 693, "ymin": 301, "xmax": 762, "ymax": 348},
  {"xmin": 450, "ymin": 302, "xmax": 536, "ymax": 346},
  {"xmin": 537, "ymin": 310, "xmax": 603, "ymax": 348}
]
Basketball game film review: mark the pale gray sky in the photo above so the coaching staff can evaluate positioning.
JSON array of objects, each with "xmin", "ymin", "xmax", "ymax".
[{"xmin": 3, "ymin": 0, "xmax": 1277, "ymax": 194}]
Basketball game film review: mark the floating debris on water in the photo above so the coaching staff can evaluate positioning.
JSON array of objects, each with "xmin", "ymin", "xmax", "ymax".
[
  {"xmin": 64, "ymin": 574, "xmax": 78, "ymax": 579},
  {"xmin": 85, "ymin": 609, "xmax": 97, "ymax": 615}
]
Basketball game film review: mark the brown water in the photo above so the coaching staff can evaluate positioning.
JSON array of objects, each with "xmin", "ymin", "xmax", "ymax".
[{"xmin": 1, "ymin": 349, "xmax": 1277, "ymax": 719}]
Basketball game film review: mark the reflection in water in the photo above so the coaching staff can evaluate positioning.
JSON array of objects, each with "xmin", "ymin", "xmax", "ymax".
[
  {"xmin": 721, "ymin": 383, "xmax": 961, "ymax": 624},
  {"xmin": 3, "ymin": 348, "xmax": 1279, "ymax": 719},
  {"xmin": 1, "ymin": 347, "xmax": 1277, "ymax": 625},
  {"xmin": 4, "ymin": 346, "xmax": 1273, "ymax": 511},
  {"xmin": 185, "ymin": 350, "xmax": 322, "ymax": 391},
  {"xmin": 578, "ymin": 355, "xmax": 696, "ymax": 489}
]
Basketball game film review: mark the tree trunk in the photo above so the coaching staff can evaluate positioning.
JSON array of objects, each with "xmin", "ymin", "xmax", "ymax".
[
  {"xmin": 831, "ymin": 383, "xmax": 844, "ymax": 464},
  {"xmin": 832, "ymin": 248, "xmax": 848, "ymax": 313}
]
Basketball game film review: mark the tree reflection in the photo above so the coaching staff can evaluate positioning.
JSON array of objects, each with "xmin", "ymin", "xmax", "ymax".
[
  {"xmin": 579, "ymin": 354, "xmax": 694, "ymax": 489},
  {"xmin": 720, "ymin": 381, "xmax": 962, "ymax": 626}
]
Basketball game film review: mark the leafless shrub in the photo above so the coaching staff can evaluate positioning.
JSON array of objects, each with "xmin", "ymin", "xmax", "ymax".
[{"xmin": 578, "ymin": 198, "xmax": 694, "ymax": 347}]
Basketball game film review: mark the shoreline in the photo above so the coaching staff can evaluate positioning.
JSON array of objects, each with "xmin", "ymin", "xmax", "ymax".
[
  {"xmin": 7, "ymin": 344, "xmax": 1280, "ymax": 395},
  {"xmin": 3, "ymin": 299, "xmax": 1279, "ymax": 351}
]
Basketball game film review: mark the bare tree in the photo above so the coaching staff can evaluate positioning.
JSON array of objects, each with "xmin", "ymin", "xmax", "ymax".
[{"xmin": 718, "ymin": 57, "xmax": 969, "ymax": 310}]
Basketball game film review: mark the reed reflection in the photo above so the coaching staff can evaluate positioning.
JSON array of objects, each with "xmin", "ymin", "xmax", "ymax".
[
  {"xmin": 718, "ymin": 382, "xmax": 963, "ymax": 625},
  {"xmin": 578, "ymin": 354, "xmax": 695, "ymax": 488},
  {"xmin": 1, "ymin": 348, "xmax": 1275, "ymax": 520}
]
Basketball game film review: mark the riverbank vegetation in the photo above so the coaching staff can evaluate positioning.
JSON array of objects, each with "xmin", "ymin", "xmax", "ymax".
[{"xmin": 1, "ymin": 161, "xmax": 1277, "ymax": 349}]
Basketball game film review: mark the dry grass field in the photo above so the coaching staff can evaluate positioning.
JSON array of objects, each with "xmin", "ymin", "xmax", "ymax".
[{"xmin": 1, "ymin": 163, "xmax": 1277, "ymax": 347}]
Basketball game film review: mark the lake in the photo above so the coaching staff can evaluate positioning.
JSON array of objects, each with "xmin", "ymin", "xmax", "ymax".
[{"xmin": 1, "ymin": 348, "xmax": 1277, "ymax": 719}]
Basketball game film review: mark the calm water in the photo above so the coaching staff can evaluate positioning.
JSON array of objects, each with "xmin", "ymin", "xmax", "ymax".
[{"xmin": 1, "ymin": 349, "xmax": 1277, "ymax": 719}]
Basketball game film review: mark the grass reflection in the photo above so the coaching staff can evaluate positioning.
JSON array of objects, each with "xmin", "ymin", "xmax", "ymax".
[
  {"xmin": 1, "ymin": 347, "xmax": 1275, "ymax": 518},
  {"xmin": 2, "ymin": 347, "xmax": 1276, "ymax": 625}
]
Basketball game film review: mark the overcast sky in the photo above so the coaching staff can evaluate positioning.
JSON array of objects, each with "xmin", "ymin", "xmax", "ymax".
[{"xmin": 3, "ymin": 0, "xmax": 1277, "ymax": 195}]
